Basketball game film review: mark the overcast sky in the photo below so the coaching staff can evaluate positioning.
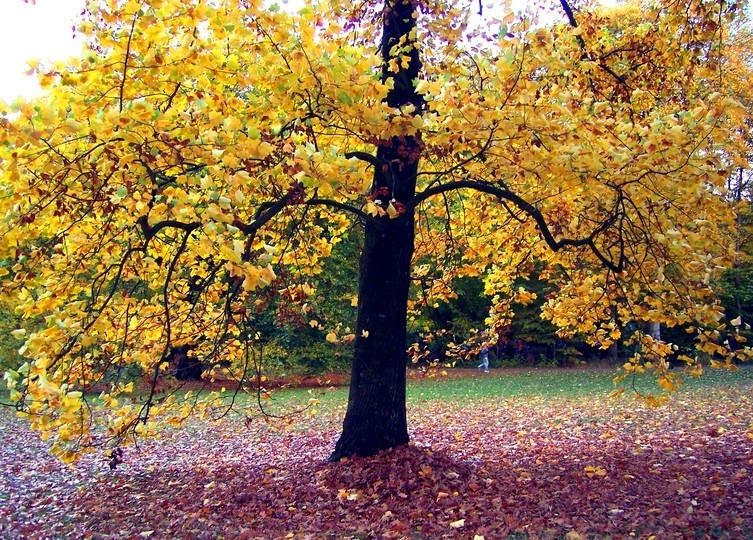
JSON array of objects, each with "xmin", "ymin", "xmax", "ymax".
[{"xmin": 0, "ymin": 0, "xmax": 85, "ymax": 102}]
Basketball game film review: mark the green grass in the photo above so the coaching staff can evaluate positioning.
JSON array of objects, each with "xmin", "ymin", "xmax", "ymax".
[
  {"xmin": 242, "ymin": 368, "xmax": 617, "ymax": 415},
  {"xmin": 245, "ymin": 365, "xmax": 753, "ymax": 413},
  {"xmin": 405, "ymin": 368, "xmax": 617, "ymax": 402},
  {"xmin": 409, "ymin": 366, "xmax": 753, "ymax": 402},
  {"xmin": 4, "ymin": 365, "xmax": 751, "ymax": 420}
]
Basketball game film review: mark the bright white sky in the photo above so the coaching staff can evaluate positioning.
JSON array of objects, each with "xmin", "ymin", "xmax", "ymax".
[{"xmin": 0, "ymin": 0, "xmax": 86, "ymax": 102}]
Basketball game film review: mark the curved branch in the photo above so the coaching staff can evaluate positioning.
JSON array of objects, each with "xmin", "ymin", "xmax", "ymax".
[
  {"xmin": 304, "ymin": 197, "xmax": 373, "ymax": 222},
  {"xmin": 345, "ymin": 151, "xmax": 381, "ymax": 168},
  {"xmin": 417, "ymin": 124, "xmax": 497, "ymax": 183},
  {"xmin": 142, "ymin": 227, "xmax": 195, "ymax": 424},
  {"xmin": 137, "ymin": 216, "xmax": 201, "ymax": 242},
  {"xmin": 52, "ymin": 243, "xmax": 146, "ymax": 369},
  {"xmin": 232, "ymin": 192, "xmax": 295, "ymax": 235},
  {"xmin": 407, "ymin": 180, "xmax": 625, "ymax": 272}
]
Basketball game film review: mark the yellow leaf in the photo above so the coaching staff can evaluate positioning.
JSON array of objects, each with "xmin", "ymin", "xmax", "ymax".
[
  {"xmin": 449, "ymin": 519, "xmax": 465, "ymax": 528},
  {"xmin": 219, "ymin": 244, "xmax": 242, "ymax": 265},
  {"xmin": 386, "ymin": 202, "xmax": 398, "ymax": 218},
  {"xmin": 62, "ymin": 118, "xmax": 83, "ymax": 134},
  {"xmin": 364, "ymin": 201, "xmax": 383, "ymax": 217},
  {"xmin": 25, "ymin": 57, "xmax": 41, "ymax": 72},
  {"xmin": 415, "ymin": 79, "xmax": 429, "ymax": 94},
  {"xmin": 10, "ymin": 329, "xmax": 26, "ymax": 339},
  {"xmin": 658, "ymin": 376, "xmax": 678, "ymax": 392}
]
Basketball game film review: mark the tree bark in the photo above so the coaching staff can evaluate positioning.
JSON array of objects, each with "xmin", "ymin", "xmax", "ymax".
[
  {"xmin": 329, "ymin": 0, "xmax": 423, "ymax": 461},
  {"xmin": 329, "ymin": 215, "xmax": 414, "ymax": 460}
]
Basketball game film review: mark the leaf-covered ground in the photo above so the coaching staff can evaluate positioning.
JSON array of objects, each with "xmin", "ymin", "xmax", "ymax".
[{"xmin": 1, "ymin": 369, "xmax": 752, "ymax": 539}]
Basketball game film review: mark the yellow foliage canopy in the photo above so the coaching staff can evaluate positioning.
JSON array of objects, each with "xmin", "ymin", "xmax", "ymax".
[{"xmin": 0, "ymin": 0, "xmax": 750, "ymax": 459}]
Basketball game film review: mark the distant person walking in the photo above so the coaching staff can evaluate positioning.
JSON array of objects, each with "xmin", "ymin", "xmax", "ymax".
[{"xmin": 477, "ymin": 347, "xmax": 489, "ymax": 373}]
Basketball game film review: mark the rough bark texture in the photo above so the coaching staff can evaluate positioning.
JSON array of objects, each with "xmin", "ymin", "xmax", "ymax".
[
  {"xmin": 329, "ymin": 216, "xmax": 414, "ymax": 460},
  {"xmin": 330, "ymin": 0, "xmax": 423, "ymax": 461}
]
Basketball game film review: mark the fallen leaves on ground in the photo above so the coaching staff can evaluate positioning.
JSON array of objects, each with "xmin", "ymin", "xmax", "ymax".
[{"xmin": 1, "ymin": 376, "xmax": 752, "ymax": 539}]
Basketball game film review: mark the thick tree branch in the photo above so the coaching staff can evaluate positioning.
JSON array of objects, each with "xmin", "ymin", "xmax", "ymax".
[
  {"xmin": 305, "ymin": 197, "xmax": 373, "ymax": 222},
  {"xmin": 345, "ymin": 151, "xmax": 381, "ymax": 168},
  {"xmin": 407, "ymin": 180, "xmax": 625, "ymax": 272},
  {"xmin": 137, "ymin": 216, "xmax": 201, "ymax": 242},
  {"xmin": 232, "ymin": 192, "xmax": 295, "ymax": 235},
  {"xmin": 559, "ymin": 0, "xmax": 582, "ymax": 38}
]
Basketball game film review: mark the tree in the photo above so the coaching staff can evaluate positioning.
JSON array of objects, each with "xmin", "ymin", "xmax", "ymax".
[{"xmin": 0, "ymin": 0, "xmax": 749, "ymax": 462}]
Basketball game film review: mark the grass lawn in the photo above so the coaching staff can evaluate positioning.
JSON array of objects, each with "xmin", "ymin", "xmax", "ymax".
[{"xmin": 1, "ymin": 367, "xmax": 752, "ymax": 539}]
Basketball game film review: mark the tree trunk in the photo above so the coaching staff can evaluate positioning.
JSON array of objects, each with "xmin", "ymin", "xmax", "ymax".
[
  {"xmin": 329, "ymin": 0, "xmax": 423, "ymax": 461},
  {"xmin": 329, "ymin": 215, "xmax": 414, "ymax": 460}
]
